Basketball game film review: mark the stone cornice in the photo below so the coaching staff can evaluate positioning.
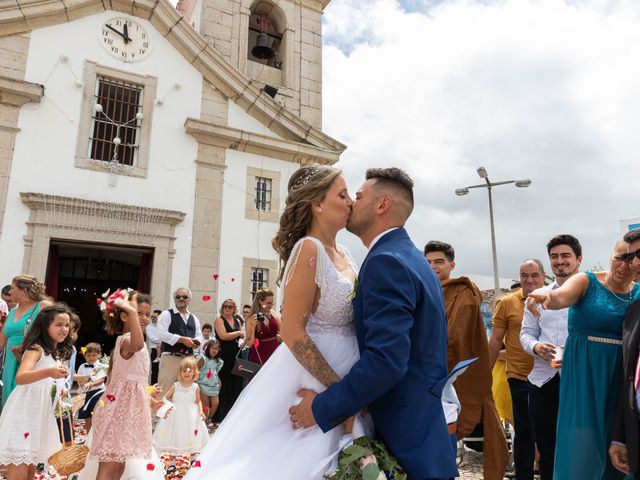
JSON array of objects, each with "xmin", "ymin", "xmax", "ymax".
[
  {"xmin": 0, "ymin": 0, "xmax": 347, "ymax": 156},
  {"xmin": 0, "ymin": 75, "xmax": 44, "ymax": 107},
  {"xmin": 20, "ymin": 192, "xmax": 186, "ymax": 226},
  {"xmin": 184, "ymin": 118, "xmax": 339, "ymax": 165}
]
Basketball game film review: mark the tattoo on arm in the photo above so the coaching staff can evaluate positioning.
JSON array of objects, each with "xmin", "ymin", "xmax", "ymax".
[{"xmin": 290, "ymin": 335, "xmax": 341, "ymax": 388}]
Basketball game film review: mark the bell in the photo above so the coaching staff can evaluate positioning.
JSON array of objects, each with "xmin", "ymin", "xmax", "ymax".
[{"xmin": 251, "ymin": 32, "xmax": 275, "ymax": 60}]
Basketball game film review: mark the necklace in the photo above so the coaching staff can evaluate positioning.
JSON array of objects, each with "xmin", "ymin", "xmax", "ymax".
[{"xmin": 604, "ymin": 278, "xmax": 633, "ymax": 303}]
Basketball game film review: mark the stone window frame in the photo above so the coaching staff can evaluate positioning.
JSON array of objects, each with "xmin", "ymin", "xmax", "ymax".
[
  {"xmin": 74, "ymin": 60, "xmax": 157, "ymax": 178},
  {"xmin": 245, "ymin": 166, "xmax": 280, "ymax": 223},
  {"xmin": 242, "ymin": 256, "xmax": 278, "ymax": 306}
]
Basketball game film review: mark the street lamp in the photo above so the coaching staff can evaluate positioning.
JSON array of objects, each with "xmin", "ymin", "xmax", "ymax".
[{"xmin": 455, "ymin": 167, "xmax": 531, "ymax": 300}]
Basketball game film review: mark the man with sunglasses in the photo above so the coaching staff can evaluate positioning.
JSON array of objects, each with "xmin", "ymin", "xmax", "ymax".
[
  {"xmin": 611, "ymin": 228, "xmax": 640, "ymax": 479},
  {"xmin": 156, "ymin": 287, "xmax": 203, "ymax": 394}
]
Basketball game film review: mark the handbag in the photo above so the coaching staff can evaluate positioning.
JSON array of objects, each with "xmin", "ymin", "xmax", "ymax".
[
  {"xmin": 231, "ymin": 345, "xmax": 263, "ymax": 380},
  {"xmin": 48, "ymin": 394, "xmax": 89, "ymax": 475}
]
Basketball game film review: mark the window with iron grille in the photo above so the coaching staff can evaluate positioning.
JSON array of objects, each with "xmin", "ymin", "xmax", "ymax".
[
  {"xmin": 255, "ymin": 177, "xmax": 272, "ymax": 211},
  {"xmin": 250, "ymin": 268, "xmax": 269, "ymax": 298},
  {"xmin": 89, "ymin": 76, "xmax": 143, "ymax": 166}
]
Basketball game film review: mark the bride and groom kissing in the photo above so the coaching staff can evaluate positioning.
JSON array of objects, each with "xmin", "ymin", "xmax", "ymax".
[{"xmin": 184, "ymin": 166, "xmax": 458, "ymax": 480}]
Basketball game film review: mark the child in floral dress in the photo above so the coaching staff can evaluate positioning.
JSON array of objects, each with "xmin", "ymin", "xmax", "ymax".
[{"xmin": 90, "ymin": 291, "xmax": 152, "ymax": 480}]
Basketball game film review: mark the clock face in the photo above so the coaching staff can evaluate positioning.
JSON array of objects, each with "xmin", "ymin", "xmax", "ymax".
[{"xmin": 100, "ymin": 17, "xmax": 151, "ymax": 62}]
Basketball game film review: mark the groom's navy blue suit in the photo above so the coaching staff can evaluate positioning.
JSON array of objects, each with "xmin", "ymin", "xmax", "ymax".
[{"xmin": 312, "ymin": 228, "xmax": 458, "ymax": 480}]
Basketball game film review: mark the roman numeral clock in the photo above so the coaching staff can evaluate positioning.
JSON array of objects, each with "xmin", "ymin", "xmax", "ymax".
[{"xmin": 100, "ymin": 16, "xmax": 151, "ymax": 62}]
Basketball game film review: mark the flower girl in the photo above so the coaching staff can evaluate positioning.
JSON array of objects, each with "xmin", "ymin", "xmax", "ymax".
[
  {"xmin": 0, "ymin": 304, "xmax": 74, "ymax": 480},
  {"xmin": 153, "ymin": 356, "xmax": 209, "ymax": 455}
]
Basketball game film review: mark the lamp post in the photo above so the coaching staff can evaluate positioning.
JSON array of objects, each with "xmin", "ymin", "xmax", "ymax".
[{"xmin": 455, "ymin": 167, "xmax": 531, "ymax": 300}]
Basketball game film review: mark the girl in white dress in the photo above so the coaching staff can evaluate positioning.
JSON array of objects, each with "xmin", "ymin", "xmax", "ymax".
[
  {"xmin": 0, "ymin": 304, "xmax": 74, "ymax": 480},
  {"xmin": 153, "ymin": 356, "xmax": 209, "ymax": 455},
  {"xmin": 184, "ymin": 164, "xmax": 370, "ymax": 480}
]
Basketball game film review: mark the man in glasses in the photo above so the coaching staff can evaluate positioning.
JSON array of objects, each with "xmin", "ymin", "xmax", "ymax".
[
  {"xmin": 156, "ymin": 287, "xmax": 203, "ymax": 394},
  {"xmin": 611, "ymin": 228, "xmax": 640, "ymax": 479}
]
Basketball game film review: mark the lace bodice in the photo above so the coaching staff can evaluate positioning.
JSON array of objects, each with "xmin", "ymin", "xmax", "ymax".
[
  {"xmin": 173, "ymin": 382, "xmax": 197, "ymax": 405},
  {"xmin": 283, "ymin": 237, "xmax": 357, "ymax": 337}
]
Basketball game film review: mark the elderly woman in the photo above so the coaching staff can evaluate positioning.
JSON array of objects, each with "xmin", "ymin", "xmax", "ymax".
[
  {"xmin": 528, "ymin": 240, "xmax": 640, "ymax": 480},
  {"xmin": 0, "ymin": 275, "xmax": 51, "ymax": 405}
]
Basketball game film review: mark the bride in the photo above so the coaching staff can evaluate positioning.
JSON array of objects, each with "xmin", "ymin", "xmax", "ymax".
[{"xmin": 183, "ymin": 164, "xmax": 370, "ymax": 479}]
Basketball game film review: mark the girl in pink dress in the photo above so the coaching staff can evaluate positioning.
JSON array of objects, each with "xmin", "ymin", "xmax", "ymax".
[{"xmin": 90, "ymin": 291, "xmax": 152, "ymax": 480}]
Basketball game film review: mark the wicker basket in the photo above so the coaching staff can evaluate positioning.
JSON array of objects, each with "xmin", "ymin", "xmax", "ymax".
[
  {"xmin": 48, "ymin": 398, "xmax": 89, "ymax": 475},
  {"xmin": 71, "ymin": 393, "xmax": 86, "ymax": 413},
  {"xmin": 48, "ymin": 444, "xmax": 89, "ymax": 475}
]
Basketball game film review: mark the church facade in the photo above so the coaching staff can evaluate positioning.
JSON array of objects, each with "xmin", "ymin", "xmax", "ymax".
[{"xmin": 0, "ymin": 0, "xmax": 343, "ymax": 334}]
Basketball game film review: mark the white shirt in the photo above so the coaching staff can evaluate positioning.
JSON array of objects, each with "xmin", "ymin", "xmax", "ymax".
[
  {"xmin": 194, "ymin": 333, "xmax": 215, "ymax": 356},
  {"xmin": 145, "ymin": 323, "xmax": 161, "ymax": 348},
  {"xmin": 368, "ymin": 227, "xmax": 399, "ymax": 251},
  {"xmin": 156, "ymin": 307, "xmax": 202, "ymax": 349},
  {"xmin": 520, "ymin": 282, "xmax": 569, "ymax": 387},
  {"xmin": 0, "ymin": 299, "xmax": 8, "ymax": 315}
]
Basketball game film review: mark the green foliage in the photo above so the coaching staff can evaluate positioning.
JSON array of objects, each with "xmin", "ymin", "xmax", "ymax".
[{"xmin": 325, "ymin": 437, "xmax": 407, "ymax": 480}]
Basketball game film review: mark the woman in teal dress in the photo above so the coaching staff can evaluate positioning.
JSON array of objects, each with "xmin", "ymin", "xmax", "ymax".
[
  {"xmin": 0, "ymin": 274, "xmax": 49, "ymax": 406},
  {"xmin": 529, "ymin": 241, "xmax": 640, "ymax": 480}
]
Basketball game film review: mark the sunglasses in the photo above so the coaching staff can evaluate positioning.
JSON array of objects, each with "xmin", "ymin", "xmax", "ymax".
[
  {"xmin": 175, "ymin": 295, "xmax": 189, "ymax": 300},
  {"xmin": 223, "ymin": 304, "xmax": 234, "ymax": 309},
  {"xmin": 618, "ymin": 248, "xmax": 640, "ymax": 263}
]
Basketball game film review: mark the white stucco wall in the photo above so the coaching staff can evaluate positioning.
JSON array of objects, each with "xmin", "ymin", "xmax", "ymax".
[
  {"xmin": 216, "ymin": 149, "xmax": 298, "ymax": 307},
  {"xmin": 0, "ymin": 11, "xmax": 203, "ymax": 290},
  {"xmin": 228, "ymin": 101, "xmax": 283, "ymax": 139}
]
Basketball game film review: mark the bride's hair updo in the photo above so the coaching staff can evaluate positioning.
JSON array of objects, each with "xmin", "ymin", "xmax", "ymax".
[{"xmin": 272, "ymin": 164, "xmax": 342, "ymax": 283}]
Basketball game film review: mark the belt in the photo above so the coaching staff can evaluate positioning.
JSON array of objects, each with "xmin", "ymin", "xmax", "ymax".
[
  {"xmin": 447, "ymin": 421, "xmax": 457, "ymax": 435},
  {"xmin": 587, "ymin": 336, "xmax": 623, "ymax": 345},
  {"xmin": 260, "ymin": 336, "xmax": 278, "ymax": 343}
]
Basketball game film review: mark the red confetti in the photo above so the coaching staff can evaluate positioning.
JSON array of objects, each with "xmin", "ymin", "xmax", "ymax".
[
  {"xmin": 231, "ymin": 278, "xmax": 235, "ymax": 282},
  {"xmin": 106, "ymin": 394, "xmax": 116, "ymax": 402},
  {"xmin": 206, "ymin": 369, "xmax": 212, "ymax": 380},
  {"xmin": 202, "ymin": 295, "xmax": 211, "ymax": 302},
  {"xmin": 96, "ymin": 298, "xmax": 102, "ymax": 305},
  {"xmin": 213, "ymin": 274, "xmax": 219, "ymax": 280},
  {"xmin": 11, "ymin": 346, "xmax": 18, "ymax": 353},
  {"xmin": 146, "ymin": 463, "xmax": 155, "ymax": 471},
  {"xmin": 194, "ymin": 429, "xmax": 199, "ymax": 436},
  {"xmin": 192, "ymin": 460, "xmax": 202, "ymax": 468},
  {"xmin": 23, "ymin": 432, "xmax": 29, "ymax": 439},
  {"xmin": 203, "ymin": 406, "xmax": 210, "ymax": 413},
  {"xmin": 254, "ymin": 339, "xmax": 260, "ymax": 348}
]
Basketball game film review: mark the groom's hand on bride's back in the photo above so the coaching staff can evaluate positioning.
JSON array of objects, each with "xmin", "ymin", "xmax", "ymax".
[{"xmin": 289, "ymin": 388, "xmax": 318, "ymax": 428}]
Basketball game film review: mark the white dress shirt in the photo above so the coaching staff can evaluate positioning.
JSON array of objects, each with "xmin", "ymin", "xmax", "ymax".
[
  {"xmin": 368, "ymin": 227, "xmax": 399, "ymax": 251},
  {"xmin": 145, "ymin": 323, "xmax": 161, "ymax": 349},
  {"xmin": 520, "ymin": 282, "xmax": 569, "ymax": 387},
  {"xmin": 156, "ymin": 307, "xmax": 202, "ymax": 351}
]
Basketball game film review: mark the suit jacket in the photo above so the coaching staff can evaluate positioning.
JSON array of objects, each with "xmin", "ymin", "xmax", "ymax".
[
  {"xmin": 312, "ymin": 228, "xmax": 458, "ymax": 479},
  {"xmin": 612, "ymin": 298, "xmax": 640, "ymax": 478}
]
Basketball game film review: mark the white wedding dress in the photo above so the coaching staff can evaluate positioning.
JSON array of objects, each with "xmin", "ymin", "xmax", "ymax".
[{"xmin": 184, "ymin": 237, "xmax": 370, "ymax": 480}]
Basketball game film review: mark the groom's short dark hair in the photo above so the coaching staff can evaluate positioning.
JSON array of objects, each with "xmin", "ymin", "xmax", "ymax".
[{"xmin": 366, "ymin": 168, "xmax": 414, "ymax": 216}]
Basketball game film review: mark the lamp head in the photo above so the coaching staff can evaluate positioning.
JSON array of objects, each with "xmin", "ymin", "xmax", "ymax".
[
  {"xmin": 477, "ymin": 166, "xmax": 488, "ymax": 178},
  {"xmin": 94, "ymin": 103, "xmax": 103, "ymax": 113},
  {"xmin": 515, "ymin": 179, "xmax": 532, "ymax": 188},
  {"xmin": 455, "ymin": 188, "xmax": 470, "ymax": 196},
  {"xmin": 262, "ymin": 84, "xmax": 279, "ymax": 99}
]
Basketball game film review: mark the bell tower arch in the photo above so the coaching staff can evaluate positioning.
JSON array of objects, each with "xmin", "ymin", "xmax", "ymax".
[{"xmin": 177, "ymin": 0, "xmax": 327, "ymax": 128}]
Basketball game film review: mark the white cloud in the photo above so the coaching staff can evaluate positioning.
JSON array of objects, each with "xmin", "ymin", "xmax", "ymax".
[{"xmin": 324, "ymin": 0, "xmax": 640, "ymax": 279}]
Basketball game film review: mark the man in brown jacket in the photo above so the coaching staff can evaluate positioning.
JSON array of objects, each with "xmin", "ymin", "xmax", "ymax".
[{"xmin": 425, "ymin": 241, "xmax": 508, "ymax": 480}]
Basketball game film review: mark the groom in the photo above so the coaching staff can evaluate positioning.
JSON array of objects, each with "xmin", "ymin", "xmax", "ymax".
[{"xmin": 289, "ymin": 168, "xmax": 458, "ymax": 480}]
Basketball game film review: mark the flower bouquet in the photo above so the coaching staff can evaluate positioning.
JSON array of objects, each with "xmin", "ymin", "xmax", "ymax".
[{"xmin": 325, "ymin": 437, "xmax": 407, "ymax": 480}]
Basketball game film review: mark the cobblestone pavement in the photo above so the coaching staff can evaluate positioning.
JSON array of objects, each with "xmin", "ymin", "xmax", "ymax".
[{"xmin": 457, "ymin": 449, "xmax": 485, "ymax": 479}]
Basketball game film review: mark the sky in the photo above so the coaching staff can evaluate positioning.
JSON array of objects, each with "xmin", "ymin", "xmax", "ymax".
[{"xmin": 321, "ymin": 0, "xmax": 640, "ymax": 280}]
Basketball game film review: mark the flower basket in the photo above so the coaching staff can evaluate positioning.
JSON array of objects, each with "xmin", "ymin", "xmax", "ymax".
[{"xmin": 48, "ymin": 396, "xmax": 89, "ymax": 475}]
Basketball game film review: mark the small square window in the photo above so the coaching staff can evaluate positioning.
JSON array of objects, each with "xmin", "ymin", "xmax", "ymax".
[
  {"xmin": 255, "ymin": 177, "xmax": 272, "ymax": 211},
  {"xmin": 250, "ymin": 267, "xmax": 269, "ymax": 298}
]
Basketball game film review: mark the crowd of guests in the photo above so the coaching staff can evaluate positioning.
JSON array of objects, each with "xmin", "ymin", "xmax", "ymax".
[
  {"xmin": 424, "ymin": 230, "xmax": 640, "ymax": 480},
  {"xmin": 1, "ymin": 228, "xmax": 640, "ymax": 480},
  {"xmin": 0, "ymin": 277, "xmax": 282, "ymax": 480}
]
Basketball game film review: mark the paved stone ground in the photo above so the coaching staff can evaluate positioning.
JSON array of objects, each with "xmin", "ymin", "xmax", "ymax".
[{"xmin": 457, "ymin": 449, "xmax": 486, "ymax": 479}]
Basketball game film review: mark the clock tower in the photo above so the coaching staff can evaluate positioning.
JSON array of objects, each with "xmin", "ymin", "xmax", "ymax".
[{"xmin": 177, "ymin": 0, "xmax": 328, "ymax": 129}]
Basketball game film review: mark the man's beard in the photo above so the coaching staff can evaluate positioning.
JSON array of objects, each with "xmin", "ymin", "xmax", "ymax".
[{"xmin": 554, "ymin": 268, "xmax": 577, "ymax": 278}]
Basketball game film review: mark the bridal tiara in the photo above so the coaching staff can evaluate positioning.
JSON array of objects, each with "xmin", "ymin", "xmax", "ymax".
[{"xmin": 289, "ymin": 167, "xmax": 321, "ymax": 193}]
